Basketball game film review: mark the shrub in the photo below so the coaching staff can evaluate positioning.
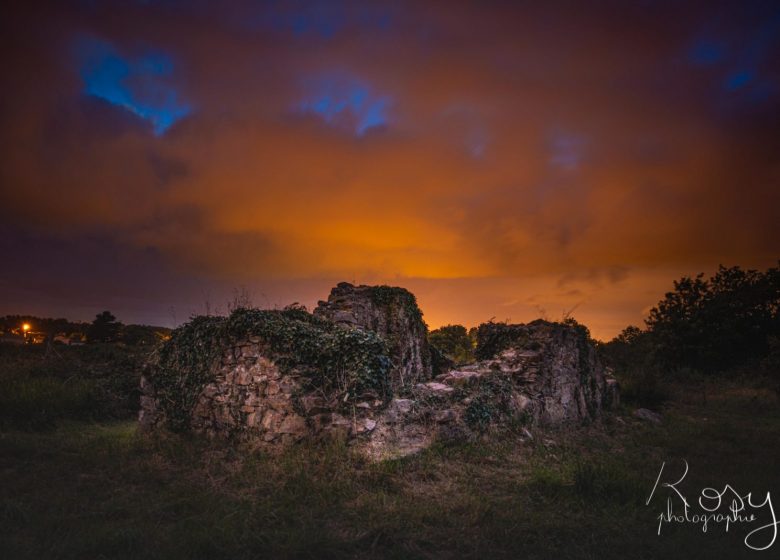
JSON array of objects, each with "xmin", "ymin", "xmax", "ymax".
[
  {"xmin": 613, "ymin": 364, "xmax": 668, "ymax": 408},
  {"xmin": 464, "ymin": 374, "xmax": 514, "ymax": 431},
  {"xmin": 366, "ymin": 286, "xmax": 424, "ymax": 324},
  {"xmin": 474, "ymin": 322, "xmax": 530, "ymax": 360}
]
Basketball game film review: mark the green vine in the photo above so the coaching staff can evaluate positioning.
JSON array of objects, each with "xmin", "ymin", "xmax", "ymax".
[
  {"xmin": 367, "ymin": 286, "xmax": 425, "ymax": 325},
  {"xmin": 149, "ymin": 307, "xmax": 392, "ymax": 431},
  {"xmin": 464, "ymin": 374, "xmax": 514, "ymax": 431}
]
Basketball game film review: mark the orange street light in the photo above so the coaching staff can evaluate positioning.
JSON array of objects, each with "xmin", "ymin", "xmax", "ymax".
[{"xmin": 22, "ymin": 323, "xmax": 31, "ymax": 332}]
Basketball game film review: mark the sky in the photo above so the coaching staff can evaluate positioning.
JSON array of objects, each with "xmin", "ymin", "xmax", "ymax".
[{"xmin": 1, "ymin": 0, "xmax": 779, "ymax": 340}]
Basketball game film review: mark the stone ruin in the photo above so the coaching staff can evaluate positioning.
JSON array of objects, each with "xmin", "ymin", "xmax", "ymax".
[
  {"xmin": 313, "ymin": 282, "xmax": 432, "ymax": 388},
  {"xmin": 139, "ymin": 283, "xmax": 618, "ymax": 460}
]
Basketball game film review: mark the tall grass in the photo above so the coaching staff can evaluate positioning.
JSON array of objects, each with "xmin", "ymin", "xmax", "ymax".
[
  {"xmin": 0, "ymin": 344, "xmax": 147, "ymax": 429},
  {"xmin": 0, "ymin": 376, "xmax": 99, "ymax": 429}
]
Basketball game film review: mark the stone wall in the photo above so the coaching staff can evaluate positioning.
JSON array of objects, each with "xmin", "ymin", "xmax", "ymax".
[
  {"xmin": 363, "ymin": 320, "xmax": 619, "ymax": 460},
  {"xmin": 140, "ymin": 338, "xmax": 383, "ymax": 444},
  {"xmin": 314, "ymin": 282, "xmax": 432, "ymax": 389},
  {"xmin": 139, "ymin": 341, "xmax": 304, "ymax": 441},
  {"xmin": 139, "ymin": 285, "xmax": 618, "ymax": 460}
]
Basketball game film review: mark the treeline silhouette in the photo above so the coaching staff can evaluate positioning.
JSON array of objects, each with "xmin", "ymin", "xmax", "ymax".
[
  {"xmin": 1, "ymin": 312, "xmax": 169, "ymax": 346},
  {"xmin": 601, "ymin": 264, "xmax": 780, "ymax": 403}
]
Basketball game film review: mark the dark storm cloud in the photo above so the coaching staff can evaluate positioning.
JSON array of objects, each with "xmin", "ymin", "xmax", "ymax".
[{"xmin": 1, "ymin": 0, "xmax": 778, "ymax": 337}]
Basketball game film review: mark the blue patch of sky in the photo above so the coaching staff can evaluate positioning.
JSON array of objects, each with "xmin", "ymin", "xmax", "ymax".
[
  {"xmin": 688, "ymin": 39, "xmax": 727, "ymax": 66},
  {"xmin": 724, "ymin": 69, "xmax": 755, "ymax": 91},
  {"xmin": 687, "ymin": 12, "xmax": 780, "ymax": 102},
  {"xmin": 297, "ymin": 73, "xmax": 391, "ymax": 135},
  {"xmin": 75, "ymin": 36, "xmax": 191, "ymax": 135}
]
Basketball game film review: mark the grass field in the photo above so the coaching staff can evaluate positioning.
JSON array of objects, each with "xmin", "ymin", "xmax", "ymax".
[{"xmin": 1, "ymin": 347, "xmax": 779, "ymax": 559}]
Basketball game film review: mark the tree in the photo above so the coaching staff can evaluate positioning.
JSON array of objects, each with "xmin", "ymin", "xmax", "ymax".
[
  {"xmin": 643, "ymin": 264, "xmax": 780, "ymax": 373},
  {"xmin": 428, "ymin": 324, "xmax": 475, "ymax": 365},
  {"xmin": 87, "ymin": 311, "xmax": 122, "ymax": 343}
]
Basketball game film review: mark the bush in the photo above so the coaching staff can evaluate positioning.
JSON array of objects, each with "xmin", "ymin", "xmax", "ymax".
[
  {"xmin": 464, "ymin": 374, "xmax": 514, "ymax": 431},
  {"xmin": 645, "ymin": 264, "xmax": 780, "ymax": 373},
  {"xmin": 428, "ymin": 324, "xmax": 475, "ymax": 365},
  {"xmin": 474, "ymin": 322, "xmax": 531, "ymax": 360},
  {"xmin": 614, "ymin": 364, "xmax": 669, "ymax": 409}
]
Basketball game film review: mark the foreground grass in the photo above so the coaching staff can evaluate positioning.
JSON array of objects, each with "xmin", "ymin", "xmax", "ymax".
[
  {"xmin": 0, "ymin": 344, "xmax": 146, "ymax": 430},
  {"xmin": 1, "ymin": 386, "xmax": 778, "ymax": 559}
]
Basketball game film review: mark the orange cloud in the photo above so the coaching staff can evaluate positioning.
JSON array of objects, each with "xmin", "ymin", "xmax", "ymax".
[{"xmin": 1, "ymin": 0, "xmax": 778, "ymax": 339}]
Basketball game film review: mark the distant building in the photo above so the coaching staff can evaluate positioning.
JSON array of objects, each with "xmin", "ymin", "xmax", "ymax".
[
  {"xmin": 28, "ymin": 332, "xmax": 47, "ymax": 344},
  {"xmin": 53, "ymin": 333, "xmax": 87, "ymax": 346},
  {"xmin": 0, "ymin": 333, "xmax": 25, "ymax": 345}
]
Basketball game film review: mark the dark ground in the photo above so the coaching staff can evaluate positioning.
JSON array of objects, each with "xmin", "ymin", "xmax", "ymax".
[{"xmin": 1, "ymin": 345, "xmax": 778, "ymax": 559}]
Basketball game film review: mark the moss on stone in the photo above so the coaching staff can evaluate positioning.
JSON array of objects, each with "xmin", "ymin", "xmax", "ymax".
[{"xmin": 366, "ymin": 285, "xmax": 424, "ymax": 325}]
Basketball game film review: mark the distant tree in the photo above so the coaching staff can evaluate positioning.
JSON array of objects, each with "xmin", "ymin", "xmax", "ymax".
[
  {"xmin": 600, "ymin": 324, "xmax": 668, "ymax": 407},
  {"xmin": 87, "ymin": 311, "xmax": 122, "ymax": 343},
  {"xmin": 121, "ymin": 324, "xmax": 162, "ymax": 346},
  {"xmin": 428, "ymin": 324, "xmax": 475, "ymax": 365},
  {"xmin": 468, "ymin": 326, "xmax": 479, "ymax": 348},
  {"xmin": 646, "ymin": 265, "xmax": 780, "ymax": 372},
  {"xmin": 601, "ymin": 325, "xmax": 655, "ymax": 373}
]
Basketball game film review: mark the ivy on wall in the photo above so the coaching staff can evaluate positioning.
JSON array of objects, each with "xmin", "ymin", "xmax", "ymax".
[{"xmin": 149, "ymin": 307, "xmax": 392, "ymax": 431}]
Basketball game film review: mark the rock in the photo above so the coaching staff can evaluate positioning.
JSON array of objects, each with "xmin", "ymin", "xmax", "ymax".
[
  {"xmin": 314, "ymin": 283, "xmax": 432, "ymax": 389},
  {"xmin": 278, "ymin": 415, "xmax": 307, "ymax": 436},
  {"xmin": 266, "ymin": 381, "xmax": 280, "ymax": 395},
  {"xmin": 441, "ymin": 370, "xmax": 482, "ymax": 386},
  {"xmin": 300, "ymin": 395, "xmax": 329, "ymax": 414},
  {"xmin": 236, "ymin": 370, "xmax": 251, "ymax": 385},
  {"xmin": 470, "ymin": 320, "xmax": 616, "ymax": 425},
  {"xmin": 633, "ymin": 408, "xmax": 663, "ymax": 424},
  {"xmin": 364, "ymin": 412, "xmax": 433, "ymax": 461},
  {"xmin": 510, "ymin": 392, "xmax": 532, "ymax": 413},
  {"xmin": 383, "ymin": 398, "xmax": 415, "ymax": 423},
  {"xmin": 261, "ymin": 410, "xmax": 277, "ymax": 430},
  {"xmin": 139, "ymin": 375, "xmax": 154, "ymax": 395},
  {"xmin": 416, "ymin": 381, "xmax": 454, "ymax": 396},
  {"xmin": 353, "ymin": 418, "xmax": 378, "ymax": 434},
  {"xmin": 433, "ymin": 409, "xmax": 458, "ymax": 423},
  {"xmin": 605, "ymin": 374, "xmax": 620, "ymax": 408},
  {"xmin": 202, "ymin": 385, "xmax": 219, "ymax": 398}
]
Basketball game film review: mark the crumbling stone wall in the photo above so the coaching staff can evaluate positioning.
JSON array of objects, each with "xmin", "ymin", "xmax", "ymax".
[
  {"xmin": 140, "ymin": 338, "xmax": 383, "ymax": 444},
  {"xmin": 363, "ymin": 320, "xmax": 619, "ymax": 460},
  {"xmin": 314, "ymin": 282, "xmax": 432, "ymax": 389},
  {"xmin": 139, "ymin": 285, "xmax": 618, "ymax": 460}
]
